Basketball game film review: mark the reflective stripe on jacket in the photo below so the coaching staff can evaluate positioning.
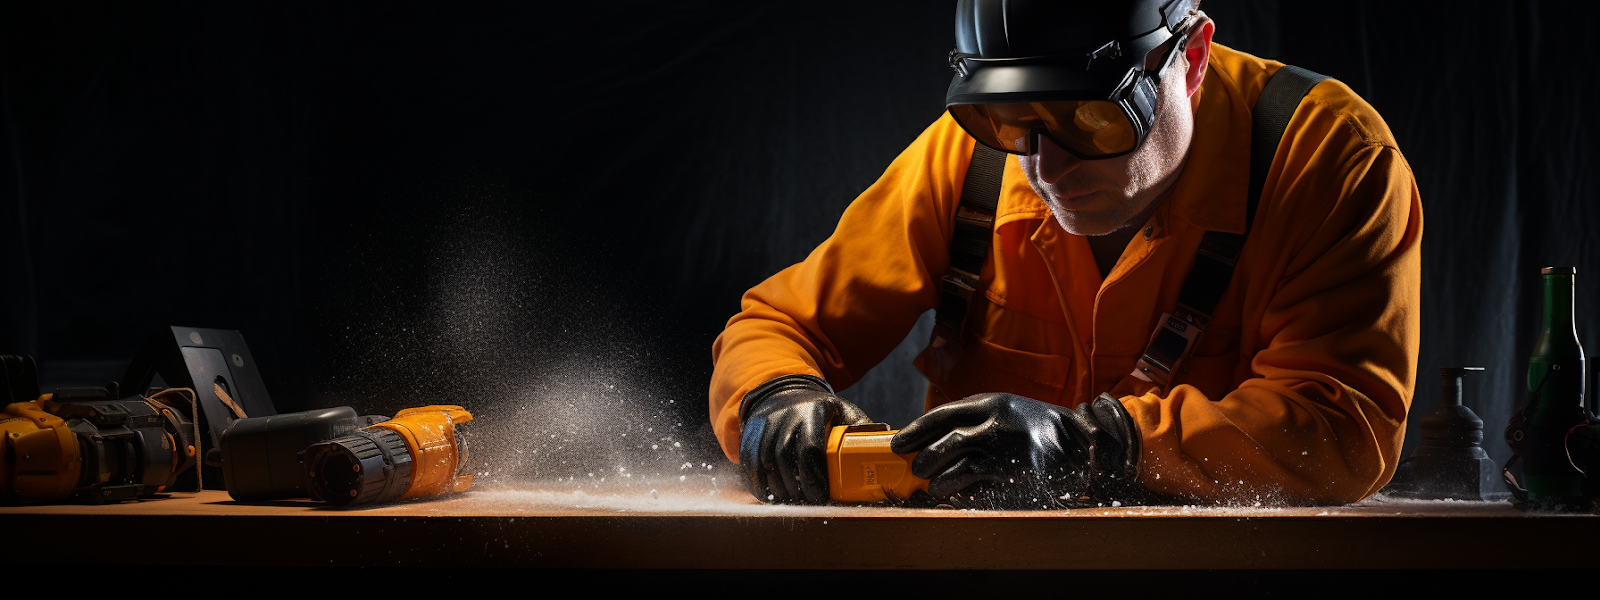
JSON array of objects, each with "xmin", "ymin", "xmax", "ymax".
[{"xmin": 709, "ymin": 43, "xmax": 1422, "ymax": 504}]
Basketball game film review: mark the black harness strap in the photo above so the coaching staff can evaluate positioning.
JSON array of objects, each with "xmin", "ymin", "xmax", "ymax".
[
  {"xmin": 1176, "ymin": 64, "xmax": 1330, "ymax": 321},
  {"xmin": 930, "ymin": 143, "xmax": 1006, "ymax": 350},
  {"xmin": 1129, "ymin": 64, "xmax": 1327, "ymax": 387}
]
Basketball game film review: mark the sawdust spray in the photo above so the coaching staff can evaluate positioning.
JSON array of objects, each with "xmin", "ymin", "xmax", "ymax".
[{"xmin": 318, "ymin": 192, "xmax": 737, "ymax": 506}]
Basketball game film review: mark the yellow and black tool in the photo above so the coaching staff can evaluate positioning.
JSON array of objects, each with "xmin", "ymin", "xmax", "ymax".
[
  {"xmin": 826, "ymin": 423, "xmax": 928, "ymax": 503},
  {"xmin": 3, "ymin": 355, "xmax": 200, "ymax": 503},
  {"xmin": 304, "ymin": 405, "xmax": 473, "ymax": 506}
]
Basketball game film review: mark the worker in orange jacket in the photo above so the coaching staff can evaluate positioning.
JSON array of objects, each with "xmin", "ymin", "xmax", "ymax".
[{"xmin": 711, "ymin": 0, "xmax": 1421, "ymax": 507}]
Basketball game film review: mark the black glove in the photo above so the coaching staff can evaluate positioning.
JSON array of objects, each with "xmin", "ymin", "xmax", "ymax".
[
  {"xmin": 738, "ymin": 374, "xmax": 872, "ymax": 504},
  {"xmin": 890, "ymin": 392, "xmax": 1140, "ymax": 509}
]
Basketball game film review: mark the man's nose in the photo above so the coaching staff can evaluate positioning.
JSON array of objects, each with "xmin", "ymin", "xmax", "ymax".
[{"xmin": 1031, "ymin": 134, "xmax": 1082, "ymax": 184}]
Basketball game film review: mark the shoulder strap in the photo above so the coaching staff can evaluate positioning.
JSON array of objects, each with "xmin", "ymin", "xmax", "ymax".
[
  {"xmin": 1134, "ymin": 64, "xmax": 1329, "ymax": 387},
  {"xmin": 929, "ymin": 143, "xmax": 1005, "ymax": 350},
  {"xmin": 1174, "ymin": 65, "xmax": 1329, "ymax": 322},
  {"xmin": 1250, "ymin": 65, "xmax": 1328, "ymax": 223}
]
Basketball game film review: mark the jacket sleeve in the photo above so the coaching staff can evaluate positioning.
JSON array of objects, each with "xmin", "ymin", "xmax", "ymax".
[
  {"xmin": 1122, "ymin": 141, "xmax": 1423, "ymax": 505},
  {"xmin": 708, "ymin": 116, "xmax": 973, "ymax": 463}
]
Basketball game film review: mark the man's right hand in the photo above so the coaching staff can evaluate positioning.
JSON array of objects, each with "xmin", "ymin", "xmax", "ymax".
[{"xmin": 738, "ymin": 374, "xmax": 871, "ymax": 504}]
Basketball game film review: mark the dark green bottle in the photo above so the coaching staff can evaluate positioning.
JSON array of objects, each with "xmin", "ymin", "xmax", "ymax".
[{"xmin": 1522, "ymin": 266, "xmax": 1588, "ymax": 500}]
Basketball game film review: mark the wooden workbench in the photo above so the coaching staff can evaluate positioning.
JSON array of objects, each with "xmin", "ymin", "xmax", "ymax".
[{"xmin": 3, "ymin": 482, "xmax": 1594, "ymax": 577}]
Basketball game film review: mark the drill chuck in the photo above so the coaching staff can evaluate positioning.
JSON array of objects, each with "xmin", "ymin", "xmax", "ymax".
[{"xmin": 305, "ymin": 427, "xmax": 414, "ymax": 506}]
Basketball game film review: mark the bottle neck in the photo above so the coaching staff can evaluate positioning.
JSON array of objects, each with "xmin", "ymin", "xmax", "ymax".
[{"xmin": 1542, "ymin": 273, "xmax": 1576, "ymax": 337}]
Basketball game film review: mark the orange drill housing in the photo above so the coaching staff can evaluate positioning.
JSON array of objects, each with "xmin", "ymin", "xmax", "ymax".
[
  {"xmin": 373, "ymin": 405, "xmax": 473, "ymax": 500},
  {"xmin": 1, "ymin": 398, "xmax": 82, "ymax": 500},
  {"xmin": 826, "ymin": 423, "xmax": 928, "ymax": 503}
]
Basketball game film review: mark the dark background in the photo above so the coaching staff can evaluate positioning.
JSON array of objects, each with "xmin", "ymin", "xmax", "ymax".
[{"xmin": 4, "ymin": 1, "xmax": 1597, "ymax": 482}]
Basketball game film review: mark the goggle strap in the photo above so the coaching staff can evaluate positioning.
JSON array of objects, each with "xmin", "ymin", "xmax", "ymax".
[{"xmin": 1160, "ymin": 0, "xmax": 1199, "ymax": 33}]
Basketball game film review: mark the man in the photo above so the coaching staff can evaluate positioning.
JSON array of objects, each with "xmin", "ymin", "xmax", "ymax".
[{"xmin": 710, "ymin": 0, "xmax": 1421, "ymax": 507}]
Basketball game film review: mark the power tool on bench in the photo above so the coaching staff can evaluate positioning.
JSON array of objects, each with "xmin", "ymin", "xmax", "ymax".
[
  {"xmin": 2, "ymin": 354, "xmax": 201, "ymax": 503},
  {"xmin": 219, "ymin": 404, "xmax": 474, "ymax": 506},
  {"xmin": 123, "ymin": 326, "xmax": 477, "ymax": 505},
  {"xmin": 5, "ymin": 326, "xmax": 475, "ymax": 506},
  {"xmin": 2, "ymin": 325, "xmax": 267, "ymax": 502},
  {"xmin": 303, "ymin": 405, "xmax": 474, "ymax": 506}
]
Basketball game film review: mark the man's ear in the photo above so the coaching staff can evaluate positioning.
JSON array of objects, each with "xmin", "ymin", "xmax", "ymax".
[{"xmin": 1183, "ymin": 16, "xmax": 1215, "ymax": 98}]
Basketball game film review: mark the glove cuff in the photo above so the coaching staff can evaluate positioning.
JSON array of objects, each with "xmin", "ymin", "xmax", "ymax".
[
  {"xmin": 1089, "ymin": 393, "xmax": 1141, "ymax": 464},
  {"xmin": 1085, "ymin": 393, "xmax": 1142, "ymax": 501},
  {"xmin": 738, "ymin": 374, "xmax": 833, "ymax": 422}
]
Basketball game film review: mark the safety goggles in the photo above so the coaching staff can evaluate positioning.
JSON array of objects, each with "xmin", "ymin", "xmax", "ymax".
[{"xmin": 947, "ymin": 32, "xmax": 1189, "ymax": 159}]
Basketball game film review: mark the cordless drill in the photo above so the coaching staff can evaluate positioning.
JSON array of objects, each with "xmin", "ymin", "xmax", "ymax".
[{"xmin": 219, "ymin": 404, "xmax": 474, "ymax": 506}]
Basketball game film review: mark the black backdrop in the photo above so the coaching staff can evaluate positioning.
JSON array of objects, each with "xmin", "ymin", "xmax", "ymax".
[{"xmin": 4, "ymin": 1, "xmax": 1598, "ymax": 482}]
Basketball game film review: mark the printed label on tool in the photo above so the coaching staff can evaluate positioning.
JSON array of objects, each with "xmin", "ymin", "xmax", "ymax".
[{"xmin": 842, "ymin": 433, "xmax": 893, "ymax": 449}]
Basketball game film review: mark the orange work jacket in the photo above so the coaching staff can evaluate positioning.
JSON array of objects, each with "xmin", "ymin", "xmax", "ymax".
[{"xmin": 709, "ymin": 43, "xmax": 1422, "ymax": 505}]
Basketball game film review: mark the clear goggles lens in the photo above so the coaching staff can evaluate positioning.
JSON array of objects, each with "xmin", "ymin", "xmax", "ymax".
[{"xmin": 948, "ymin": 100, "xmax": 1139, "ymax": 158}]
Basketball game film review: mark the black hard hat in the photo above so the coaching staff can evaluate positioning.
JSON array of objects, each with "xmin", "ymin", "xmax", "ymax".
[
  {"xmin": 946, "ymin": 0, "xmax": 1198, "ymax": 105},
  {"xmin": 944, "ymin": 0, "xmax": 1199, "ymax": 158}
]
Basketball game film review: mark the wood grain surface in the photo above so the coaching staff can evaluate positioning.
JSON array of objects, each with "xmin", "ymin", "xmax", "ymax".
[{"xmin": 3, "ymin": 487, "xmax": 1594, "ymax": 570}]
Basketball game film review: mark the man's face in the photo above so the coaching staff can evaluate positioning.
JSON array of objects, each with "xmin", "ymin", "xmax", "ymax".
[{"xmin": 1017, "ymin": 44, "xmax": 1198, "ymax": 236}]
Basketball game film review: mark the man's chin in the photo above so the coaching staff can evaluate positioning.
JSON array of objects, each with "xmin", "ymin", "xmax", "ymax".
[
  {"xmin": 1051, "ymin": 212, "xmax": 1122, "ymax": 237},
  {"xmin": 1041, "ymin": 187, "xmax": 1098, "ymax": 210},
  {"xmin": 1043, "ymin": 195, "xmax": 1123, "ymax": 236}
]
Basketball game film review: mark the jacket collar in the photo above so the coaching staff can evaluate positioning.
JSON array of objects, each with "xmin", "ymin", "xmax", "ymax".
[{"xmin": 1162, "ymin": 52, "xmax": 1251, "ymax": 235}]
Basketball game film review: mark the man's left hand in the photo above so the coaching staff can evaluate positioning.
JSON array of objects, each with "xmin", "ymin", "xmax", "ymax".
[{"xmin": 890, "ymin": 393, "xmax": 1141, "ymax": 508}]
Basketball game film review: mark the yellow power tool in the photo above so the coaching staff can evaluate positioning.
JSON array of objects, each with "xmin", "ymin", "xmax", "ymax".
[
  {"xmin": 304, "ymin": 405, "xmax": 473, "ymax": 506},
  {"xmin": 826, "ymin": 423, "xmax": 928, "ymax": 503},
  {"xmin": 1, "ymin": 384, "xmax": 199, "ymax": 503}
]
